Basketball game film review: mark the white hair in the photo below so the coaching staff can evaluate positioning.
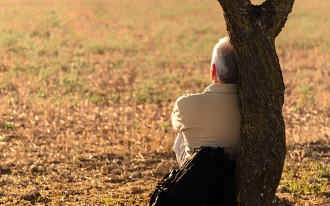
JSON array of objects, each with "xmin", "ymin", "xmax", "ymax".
[{"xmin": 211, "ymin": 37, "xmax": 238, "ymax": 84}]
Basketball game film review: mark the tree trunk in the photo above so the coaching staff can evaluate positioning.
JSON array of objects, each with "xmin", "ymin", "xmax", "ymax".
[{"xmin": 216, "ymin": 0, "xmax": 295, "ymax": 205}]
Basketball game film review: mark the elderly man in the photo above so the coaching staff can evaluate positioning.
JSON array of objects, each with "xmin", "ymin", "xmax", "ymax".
[{"xmin": 172, "ymin": 37, "xmax": 240, "ymax": 167}]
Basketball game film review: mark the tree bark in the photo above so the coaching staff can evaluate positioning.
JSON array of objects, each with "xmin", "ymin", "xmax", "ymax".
[{"xmin": 216, "ymin": 0, "xmax": 295, "ymax": 205}]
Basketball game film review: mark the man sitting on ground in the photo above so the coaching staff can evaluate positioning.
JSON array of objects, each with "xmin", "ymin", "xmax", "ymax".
[{"xmin": 172, "ymin": 37, "xmax": 240, "ymax": 167}]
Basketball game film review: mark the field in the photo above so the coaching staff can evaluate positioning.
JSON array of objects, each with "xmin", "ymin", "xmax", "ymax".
[{"xmin": 0, "ymin": 0, "xmax": 329, "ymax": 205}]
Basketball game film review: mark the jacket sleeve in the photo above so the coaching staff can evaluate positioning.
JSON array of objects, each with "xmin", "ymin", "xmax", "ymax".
[{"xmin": 172, "ymin": 100, "xmax": 184, "ymax": 133}]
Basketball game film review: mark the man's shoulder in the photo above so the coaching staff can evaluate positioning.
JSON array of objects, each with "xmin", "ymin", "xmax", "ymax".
[{"xmin": 175, "ymin": 92, "xmax": 205, "ymax": 105}]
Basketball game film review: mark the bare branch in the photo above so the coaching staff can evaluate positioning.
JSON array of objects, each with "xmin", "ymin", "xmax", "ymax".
[
  {"xmin": 217, "ymin": 0, "xmax": 253, "ymax": 18},
  {"xmin": 217, "ymin": 0, "xmax": 254, "ymax": 35},
  {"xmin": 216, "ymin": 0, "xmax": 240, "ymax": 12},
  {"xmin": 218, "ymin": 0, "xmax": 295, "ymax": 39},
  {"xmin": 268, "ymin": 0, "xmax": 296, "ymax": 38}
]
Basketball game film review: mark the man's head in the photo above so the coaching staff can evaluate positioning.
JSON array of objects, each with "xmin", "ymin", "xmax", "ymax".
[{"xmin": 210, "ymin": 37, "xmax": 238, "ymax": 84}]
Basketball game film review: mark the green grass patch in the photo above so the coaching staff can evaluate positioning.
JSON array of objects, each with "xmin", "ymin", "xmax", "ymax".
[{"xmin": 281, "ymin": 159, "xmax": 329, "ymax": 194}]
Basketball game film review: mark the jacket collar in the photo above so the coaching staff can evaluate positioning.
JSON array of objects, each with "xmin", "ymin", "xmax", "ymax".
[{"xmin": 205, "ymin": 83, "xmax": 237, "ymax": 94}]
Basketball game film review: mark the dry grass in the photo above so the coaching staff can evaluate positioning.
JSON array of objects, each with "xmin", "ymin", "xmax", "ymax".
[{"xmin": 0, "ymin": 0, "xmax": 329, "ymax": 205}]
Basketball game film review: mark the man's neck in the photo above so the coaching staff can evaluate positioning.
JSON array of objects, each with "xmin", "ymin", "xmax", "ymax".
[{"xmin": 212, "ymin": 79, "xmax": 222, "ymax": 84}]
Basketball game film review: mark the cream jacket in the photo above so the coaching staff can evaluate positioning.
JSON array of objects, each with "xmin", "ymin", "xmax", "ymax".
[{"xmin": 172, "ymin": 83, "xmax": 240, "ymax": 161}]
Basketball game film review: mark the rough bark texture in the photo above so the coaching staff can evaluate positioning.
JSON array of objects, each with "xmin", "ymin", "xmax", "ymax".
[{"xmin": 216, "ymin": 0, "xmax": 295, "ymax": 205}]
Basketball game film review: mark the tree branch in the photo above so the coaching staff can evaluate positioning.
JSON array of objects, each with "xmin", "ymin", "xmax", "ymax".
[
  {"xmin": 217, "ymin": 0, "xmax": 254, "ymax": 37},
  {"xmin": 218, "ymin": 0, "xmax": 295, "ymax": 39},
  {"xmin": 217, "ymin": 0, "xmax": 248, "ymax": 12},
  {"xmin": 268, "ymin": 0, "xmax": 296, "ymax": 38}
]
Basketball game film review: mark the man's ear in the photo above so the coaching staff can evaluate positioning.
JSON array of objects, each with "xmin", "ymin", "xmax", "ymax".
[{"xmin": 211, "ymin": 63, "xmax": 216, "ymax": 77}]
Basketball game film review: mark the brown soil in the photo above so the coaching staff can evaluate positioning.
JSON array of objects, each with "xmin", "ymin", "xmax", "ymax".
[{"xmin": 1, "ymin": 126, "xmax": 329, "ymax": 205}]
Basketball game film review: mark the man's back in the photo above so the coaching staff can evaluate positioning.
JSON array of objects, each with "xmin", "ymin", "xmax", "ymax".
[{"xmin": 172, "ymin": 83, "xmax": 240, "ymax": 161}]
